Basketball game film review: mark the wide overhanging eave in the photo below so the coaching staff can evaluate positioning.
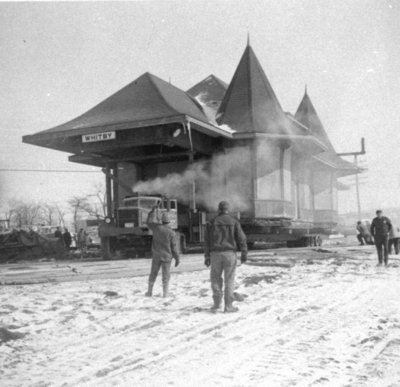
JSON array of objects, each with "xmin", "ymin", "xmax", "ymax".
[
  {"xmin": 232, "ymin": 132, "xmax": 328, "ymax": 154},
  {"xmin": 23, "ymin": 113, "xmax": 233, "ymax": 152},
  {"xmin": 23, "ymin": 114, "xmax": 189, "ymax": 145}
]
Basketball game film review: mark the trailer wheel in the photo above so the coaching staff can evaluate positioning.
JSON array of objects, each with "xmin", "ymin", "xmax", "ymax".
[{"xmin": 101, "ymin": 237, "xmax": 114, "ymax": 260}]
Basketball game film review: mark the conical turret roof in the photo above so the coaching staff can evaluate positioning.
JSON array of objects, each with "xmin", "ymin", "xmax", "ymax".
[
  {"xmin": 295, "ymin": 89, "xmax": 335, "ymax": 152},
  {"xmin": 295, "ymin": 89, "xmax": 358, "ymax": 176},
  {"xmin": 216, "ymin": 44, "xmax": 288, "ymax": 134}
]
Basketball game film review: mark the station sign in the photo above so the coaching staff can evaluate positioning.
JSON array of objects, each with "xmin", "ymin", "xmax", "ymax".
[{"xmin": 82, "ymin": 131, "xmax": 116, "ymax": 143}]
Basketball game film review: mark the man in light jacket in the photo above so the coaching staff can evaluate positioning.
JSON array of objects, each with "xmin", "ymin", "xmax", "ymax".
[
  {"xmin": 145, "ymin": 206, "xmax": 180, "ymax": 298},
  {"xmin": 389, "ymin": 224, "xmax": 400, "ymax": 255},
  {"xmin": 356, "ymin": 221, "xmax": 373, "ymax": 245}
]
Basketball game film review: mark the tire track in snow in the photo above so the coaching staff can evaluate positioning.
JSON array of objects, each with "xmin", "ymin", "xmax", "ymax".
[
  {"xmin": 98, "ymin": 262, "xmax": 372, "ymax": 385},
  {"xmin": 118, "ymin": 263, "xmax": 397, "ymax": 386}
]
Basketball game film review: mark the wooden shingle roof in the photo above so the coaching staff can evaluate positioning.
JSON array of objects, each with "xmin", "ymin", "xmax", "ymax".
[
  {"xmin": 25, "ymin": 72, "xmax": 211, "ymax": 139},
  {"xmin": 216, "ymin": 44, "xmax": 293, "ymax": 135},
  {"xmin": 295, "ymin": 89, "xmax": 358, "ymax": 175},
  {"xmin": 295, "ymin": 89, "xmax": 336, "ymax": 152}
]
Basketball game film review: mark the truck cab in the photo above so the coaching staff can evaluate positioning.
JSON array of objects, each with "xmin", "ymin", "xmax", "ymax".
[
  {"xmin": 117, "ymin": 196, "xmax": 178, "ymax": 230},
  {"xmin": 99, "ymin": 195, "xmax": 179, "ymax": 258}
]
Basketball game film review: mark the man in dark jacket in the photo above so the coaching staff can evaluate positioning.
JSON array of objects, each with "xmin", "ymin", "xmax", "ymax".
[
  {"xmin": 145, "ymin": 206, "xmax": 180, "ymax": 298},
  {"xmin": 54, "ymin": 227, "xmax": 62, "ymax": 241},
  {"xmin": 371, "ymin": 210, "xmax": 392, "ymax": 266},
  {"xmin": 63, "ymin": 228, "xmax": 72, "ymax": 250},
  {"xmin": 204, "ymin": 201, "xmax": 247, "ymax": 313}
]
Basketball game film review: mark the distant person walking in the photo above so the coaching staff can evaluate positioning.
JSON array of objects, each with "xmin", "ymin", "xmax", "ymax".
[
  {"xmin": 54, "ymin": 227, "xmax": 63, "ymax": 241},
  {"xmin": 145, "ymin": 206, "xmax": 180, "ymax": 298},
  {"xmin": 54, "ymin": 226, "xmax": 65, "ymax": 250},
  {"xmin": 371, "ymin": 210, "xmax": 392, "ymax": 266},
  {"xmin": 63, "ymin": 228, "xmax": 72, "ymax": 250},
  {"xmin": 356, "ymin": 221, "xmax": 372, "ymax": 245},
  {"xmin": 389, "ymin": 224, "xmax": 400, "ymax": 255},
  {"xmin": 77, "ymin": 228, "xmax": 87, "ymax": 250},
  {"xmin": 204, "ymin": 201, "xmax": 247, "ymax": 313}
]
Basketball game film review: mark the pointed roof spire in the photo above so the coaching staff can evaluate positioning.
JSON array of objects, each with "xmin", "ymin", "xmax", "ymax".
[
  {"xmin": 305, "ymin": 84, "xmax": 307, "ymax": 95},
  {"xmin": 216, "ymin": 44, "xmax": 287, "ymax": 134},
  {"xmin": 295, "ymin": 90, "xmax": 335, "ymax": 151},
  {"xmin": 247, "ymin": 31, "xmax": 250, "ymax": 46}
]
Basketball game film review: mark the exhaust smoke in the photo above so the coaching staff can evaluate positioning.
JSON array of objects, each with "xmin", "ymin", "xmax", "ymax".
[{"xmin": 133, "ymin": 147, "xmax": 252, "ymax": 211}]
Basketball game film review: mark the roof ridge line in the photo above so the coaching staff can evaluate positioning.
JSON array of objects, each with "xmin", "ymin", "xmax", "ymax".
[
  {"xmin": 211, "ymin": 74, "xmax": 228, "ymax": 89},
  {"xmin": 247, "ymin": 46, "xmax": 255, "ymax": 132},
  {"xmin": 256, "ymin": 56, "xmax": 284, "ymax": 114},
  {"xmin": 146, "ymin": 73, "xmax": 184, "ymax": 117},
  {"xmin": 148, "ymin": 72, "xmax": 195, "ymax": 97}
]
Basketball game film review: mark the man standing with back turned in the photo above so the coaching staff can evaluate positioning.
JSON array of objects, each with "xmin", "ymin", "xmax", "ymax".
[
  {"xmin": 371, "ymin": 209, "xmax": 392, "ymax": 266},
  {"xmin": 145, "ymin": 205, "xmax": 180, "ymax": 298},
  {"xmin": 204, "ymin": 201, "xmax": 248, "ymax": 313}
]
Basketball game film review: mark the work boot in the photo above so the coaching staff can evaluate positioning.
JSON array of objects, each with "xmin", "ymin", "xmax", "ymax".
[
  {"xmin": 210, "ymin": 296, "xmax": 221, "ymax": 311},
  {"xmin": 145, "ymin": 283, "xmax": 154, "ymax": 297},
  {"xmin": 224, "ymin": 305, "xmax": 239, "ymax": 313}
]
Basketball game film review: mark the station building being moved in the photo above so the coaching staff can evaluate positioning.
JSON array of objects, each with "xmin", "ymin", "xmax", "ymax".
[{"xmin": 23, "ymin": 43, "xmax": 358, "ymax": 252}]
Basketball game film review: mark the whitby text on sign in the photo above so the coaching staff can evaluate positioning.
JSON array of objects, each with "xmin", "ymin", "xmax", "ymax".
[{"xmin": 82, "ymin": 131, "xmax": 116, "ymax": 143}]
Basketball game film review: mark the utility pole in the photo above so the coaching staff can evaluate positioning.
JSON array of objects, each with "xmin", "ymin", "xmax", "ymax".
[{"xmin": 337, "ymin": 138, "xmax": 366, "ymax": 220}]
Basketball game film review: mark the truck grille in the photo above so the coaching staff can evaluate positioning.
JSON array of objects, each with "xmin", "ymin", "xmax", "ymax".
[{"xmin": 118, "ymin": 209, "xmax": 139, "ymax": 228}]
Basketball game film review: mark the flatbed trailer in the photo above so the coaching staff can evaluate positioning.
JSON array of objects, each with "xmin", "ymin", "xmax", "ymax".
[{"xmin": 98, "ymin": 195, "xmax": 331, "ymax": 259}]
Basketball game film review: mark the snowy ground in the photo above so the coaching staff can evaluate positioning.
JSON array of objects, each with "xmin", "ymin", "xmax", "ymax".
[{"xmin": 1, "ymin": 246, "xmax": 400, "ymax": 387}]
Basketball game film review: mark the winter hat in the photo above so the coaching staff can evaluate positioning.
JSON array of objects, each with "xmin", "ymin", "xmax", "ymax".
[
  {"xmin": 161, "ymin": 212, "xmax": 170, "ymax": 224},
  {"xmin": 218, "ymin": 201, "xmax": 230, "ymax": 213}
]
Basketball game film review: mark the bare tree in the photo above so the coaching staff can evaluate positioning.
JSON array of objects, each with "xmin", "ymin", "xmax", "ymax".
[
  {"xmin": 89, "ymin": 182, "xmax": 107, "ymax": 218},
  {"xmin": 8, "ymin": 199, "xmax": 44, "ymax": 228},
  {"xmin": 68, "ymin": 196, "xmax": 89, "ymax": 233},
  {"xmin": 1, "ymin": 205, "xmax": 13, "ymax": 231},
  {"xmin": 54, "ymin": 203, "xmax": 67, "ymax": 228},
  {"xmin": 67, "ymin": 183, "xmax": 106, "ymax": 232},
  {"xmin": 41, "ymin": 203, "xmax": 56, "ymax": 226}
]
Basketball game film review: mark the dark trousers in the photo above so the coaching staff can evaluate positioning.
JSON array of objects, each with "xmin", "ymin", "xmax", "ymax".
[
  {"xmin": 389, "ymin": 238, "xmax": 399, "ymax": 255},
  {"xmin": 375, "ymin": 236, "xmax": 389, "ymax": 264},
  {"xmin": 148, "ymin": 256, "xmax": 172, "ymax": 288}
]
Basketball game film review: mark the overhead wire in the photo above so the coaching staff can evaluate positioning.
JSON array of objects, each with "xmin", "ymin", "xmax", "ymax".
[{"xmin": 0, "ymin": 168, "xmax": 100, "ymax": 173}]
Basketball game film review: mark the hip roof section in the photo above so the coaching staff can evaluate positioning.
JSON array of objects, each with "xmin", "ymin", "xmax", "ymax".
[
  {"xmin": 32, "ymin": 72, "xmax": 211, "ymax": 137},
  {"xmin": 187, "ymin": 75, "xmax": 228, "ymax": 123}
]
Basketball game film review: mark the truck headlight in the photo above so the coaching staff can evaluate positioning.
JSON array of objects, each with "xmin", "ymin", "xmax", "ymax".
[{"xmin": 104, "ymin": 217, "xmax": 112, "ymax": 224}]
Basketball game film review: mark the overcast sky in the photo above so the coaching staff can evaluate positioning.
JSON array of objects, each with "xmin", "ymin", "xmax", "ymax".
[{"xmin": 0, "ymin": 0, "xmax": 399, "ymax": 216}]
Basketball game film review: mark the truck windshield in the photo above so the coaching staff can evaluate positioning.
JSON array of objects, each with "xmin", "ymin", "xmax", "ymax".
[
  {"xmin": 139, "ymin": 198, "xmax": 159, "ymax": 209},
  {"xmin": 124, "ymin": 198, "xmax": 138, "ymax": 207},
  {"xmin": 123, "ymin": 197, "xmax": 160, "ymax": 209}
]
